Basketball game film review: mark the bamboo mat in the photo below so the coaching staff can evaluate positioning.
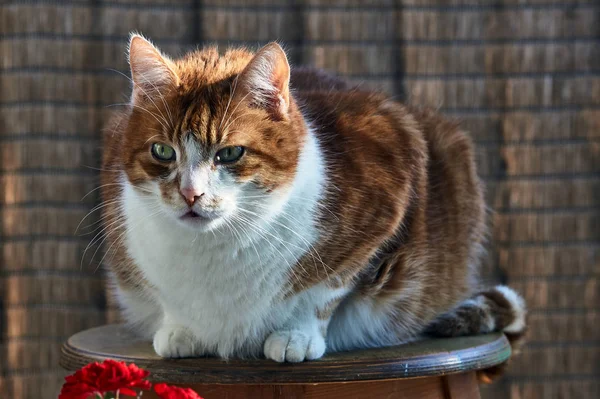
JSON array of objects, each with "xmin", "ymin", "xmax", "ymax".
[{"xmin": 0, "ymin": 1, "xmax": 598, "ymax": 398}]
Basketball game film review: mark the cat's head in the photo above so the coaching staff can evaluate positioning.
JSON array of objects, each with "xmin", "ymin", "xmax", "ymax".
[{"xmin": 118, "ymin": 35, "xmax": 307, "ymax": 232}]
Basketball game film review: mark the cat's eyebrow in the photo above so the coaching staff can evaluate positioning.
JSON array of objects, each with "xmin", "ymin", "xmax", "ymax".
[{"xmin": 223, "ymin": 130, "xmax": 243, "ymax": 141}]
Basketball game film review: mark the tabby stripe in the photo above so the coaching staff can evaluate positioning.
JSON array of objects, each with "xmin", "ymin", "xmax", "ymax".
[
  {"xmin": 181, "ymin": 103, "xmax": 197, "ymax": 142},
  {"xmin": 206, "ymin": 107, "xmax": 217, "ymax": 146}
]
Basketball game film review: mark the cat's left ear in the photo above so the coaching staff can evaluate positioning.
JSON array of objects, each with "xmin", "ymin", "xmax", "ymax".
[
  {"xmin": 128, "ymin": 34, "xmax": 179, "ymax": 103},
  {"xmin": 237, "ymin": 42, "xmax": 291, "ymax": 121}
]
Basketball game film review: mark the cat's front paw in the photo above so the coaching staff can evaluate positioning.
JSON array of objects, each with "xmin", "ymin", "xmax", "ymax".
[
  {"xmin": 264, "ymin": 329, "xmax": 326, "ymax": 363},
  {"xmin": 153, "ymin": 325, "xmax": 198, "ymax": 358}
]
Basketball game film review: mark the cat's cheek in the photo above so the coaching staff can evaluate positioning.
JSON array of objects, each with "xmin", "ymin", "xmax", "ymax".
[
  {"xmin": 158, "ymin": 181, "xmax": 182, "ymax": 206},
  {"xmin": 214, "ymin": 190, "xmax": 240, "ymax": 215}
]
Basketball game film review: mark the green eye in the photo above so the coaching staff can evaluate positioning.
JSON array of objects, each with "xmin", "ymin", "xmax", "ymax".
[
  {"xmin": 215, "ymin": 146, "xmax": 245, "ymax": 164},
  {"xmin": 151, "ymin": 143, "xmax": 176, "ymax": 161}
]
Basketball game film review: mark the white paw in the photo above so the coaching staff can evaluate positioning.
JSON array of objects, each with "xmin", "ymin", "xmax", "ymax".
[
  {"xmin": 264, "ymin": 330, "xmax": 326, "ymax": 363},
  {"xmin": 153, "ymin": 325, "xmax": 197, "ymax": 358}
]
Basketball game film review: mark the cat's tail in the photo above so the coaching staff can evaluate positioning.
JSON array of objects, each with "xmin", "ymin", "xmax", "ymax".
[{"xmin": 424, "ymin": 285, "xmax": 527, "ymax": 383}]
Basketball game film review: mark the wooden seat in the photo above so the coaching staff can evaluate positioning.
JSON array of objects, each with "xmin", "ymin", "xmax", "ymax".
[{"xmin": 60, "ymin": 324, "xmax": 510, "ymax": 399}]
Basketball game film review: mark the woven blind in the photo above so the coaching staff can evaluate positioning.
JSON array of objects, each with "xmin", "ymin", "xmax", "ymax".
[{"xmin": 1, "ymin": 1, "xmax": 598, "ymax": 398}]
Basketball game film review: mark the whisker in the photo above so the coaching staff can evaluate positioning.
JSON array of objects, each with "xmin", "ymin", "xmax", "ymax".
[
  {"xmin": 92, "ymin": 204, "xmax": 163, "ymax": 273},
  {"xmin": 144, "ymin": 134, "xmax": 163, "ymax": 145},
  {"xmin": 137, "ymin": 71, "xmax": 174, "ymax": 130},
  {"xmin": 82, "ymin": 165, "xmax": 122, "ymax": 173},
  {"xmin": 231, "ymin": 213, "xmax": 306, "ymax": 288},
  {"xmin": 108, "ymin": 68, "xmax": 172, "ymax": 131},
  {"xmin": 75, "ymin": 198, "xmax": 122, "ymax": 234},
  {"xmin": 220, "ymin": 89, "xmax": 255, "ymax": 134},
  {"xmin": 100, "ymin": 206, "xmax": 165, "ymax": 272},
  {"xmin": 107, "ymin": 102, "xmax": 169, "ymax": 132},
  {"xmin": 230, "ymin": 214, "xmax": 302, "ymax": 284},
  {"xmin": 237, "ymin": 207, "xmax": 333, "ymax": 279},
  {"xmin": 218, "ymin": 76, "xmax": 239, "ymax": 132}
]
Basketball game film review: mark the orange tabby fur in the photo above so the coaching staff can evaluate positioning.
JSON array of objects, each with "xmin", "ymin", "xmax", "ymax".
[{"xmin": 100, "ymin": 36, "xmax": 526, "ymax": 376}]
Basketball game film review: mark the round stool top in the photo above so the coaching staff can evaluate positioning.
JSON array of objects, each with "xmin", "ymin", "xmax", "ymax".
[{"xmin": 60, "ymin": 324, "xmax": 510, "ymax": 384}]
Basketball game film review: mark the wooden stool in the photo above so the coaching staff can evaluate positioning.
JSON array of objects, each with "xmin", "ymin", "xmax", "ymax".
[{"xmin": 60, "ymin": 325, "xmax": 510, "ymax": 399}]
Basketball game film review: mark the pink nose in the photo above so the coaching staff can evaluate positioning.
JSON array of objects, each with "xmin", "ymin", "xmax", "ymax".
[{"xmin": 180, "ymin": 187, "xmax": 203, "ymax": 207}]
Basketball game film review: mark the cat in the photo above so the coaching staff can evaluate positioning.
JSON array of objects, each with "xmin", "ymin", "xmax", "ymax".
[{"xmin": 100, "ymin": 34, "xmax": 527, "ymax": 372}]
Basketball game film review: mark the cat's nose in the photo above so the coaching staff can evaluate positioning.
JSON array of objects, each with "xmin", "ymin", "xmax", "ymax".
[{"xmin": 180, "ymin": 187, "xmax": 204, "ymax": 207}]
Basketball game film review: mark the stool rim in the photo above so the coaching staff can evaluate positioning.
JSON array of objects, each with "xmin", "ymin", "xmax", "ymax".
[{"xmin": 60, "ymin": 324, "xmax": 511, "ymax": 384}]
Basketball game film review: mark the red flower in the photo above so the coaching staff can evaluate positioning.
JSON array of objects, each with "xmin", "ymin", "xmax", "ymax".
[
  {"xmin": 154, "ymin": 383, "xmax": 204, "ymax": 399},
  {"xmin": 59, "ymin": 359, "xmax": 151, "ymax": 399}
]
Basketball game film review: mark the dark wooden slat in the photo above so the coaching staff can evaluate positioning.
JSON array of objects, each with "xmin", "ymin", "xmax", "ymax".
[
  {"xmin": 0, "ymin": 372, "xmax": 66, "ymax": 399},
  {"xmin": 4, "ymin": 308, "xmax": 105, "ymax": 339},
  {"xmin": 502, "ymin": 144, "xmax": 600, "ymax": 175},
  {"xmin": 0, "ymin": 74, "xmax": 125, "ymax": 104},
  {"xmin": 397, "ymin": 43, "xmax": 600, "ymax": 75},
  {"xmin": 488, "ymin": 380, "xmax": 600, "ymax": 399},
  {"xmin": 511, "ymin": 279, "xmax": 599, "ymax": 310},
  {"xmin": 0, "ymin": 5, "xmax": 193, "ymax": 39},
  {"xmin": 489, "ymin": 179, "xmax": 600, "ymax": 210},
  {"xmin": 507, "ymin": 347, "xmax": 600, "ymax": 376},
  {"xmin": 0, "ymin": 140, "xmax": 100, "ymax": 171},
  {"xmin": 406, "ymin": 77, "xmax": 600, "ymax": 109},
  {"xmin": 0, "ymin": 241, "xmax": 98, "ymax": 272},
  {"xmin": 0, "ymin": 174, "xmax": 100, "ymax": 205},
  {"xmin": 1, "ymin": 275, "xmax": 105, "ymax": 305},
  {"xmin": 0, "ymin": 106, "xmax": 111, "ymax": 136},
  {"xmin": 0, "ymin": 340, "xmax": 63, "ymax": 373},
  {"xmin": 493, "ymin": 212, "xmax": 599, "ymax": 242},
  {"xmin": 0, "ymin": 208, "xmax": 98, "ymax": 237},
  {"xmin": 498, "ymin": 245, "xmax": 599, "ymax": 277},
  {"xmin": 526, "ymin": 312, "xmax": 599, "ymax": 342},
  {"xmin": 400, "ymin": 8, "xmax": 598, "ymax": 40}
]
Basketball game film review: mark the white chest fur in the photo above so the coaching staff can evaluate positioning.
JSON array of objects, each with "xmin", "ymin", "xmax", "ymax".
[{"xmin": 118, "ymin": 130, "xmax": 326, "ymax": 358}]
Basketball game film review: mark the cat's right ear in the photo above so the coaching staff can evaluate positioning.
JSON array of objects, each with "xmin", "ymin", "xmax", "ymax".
[
  {"xmin": 128, "ymin": 34, "xmax": 179, "ymax": 103},
  {"xmin": 236, "ymin": 42, "xmax": 291, "ymax": 121}
]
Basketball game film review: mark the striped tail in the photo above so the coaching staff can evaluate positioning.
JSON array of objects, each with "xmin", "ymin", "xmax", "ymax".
[{"xmin": 424, "ymin": 285, "xmax": 527, "ymax": 383}]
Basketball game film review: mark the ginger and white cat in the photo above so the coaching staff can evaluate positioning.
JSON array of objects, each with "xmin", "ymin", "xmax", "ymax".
[{"xmin": 100, "ymin": 35, "xmax": 526, "ymax": 373}]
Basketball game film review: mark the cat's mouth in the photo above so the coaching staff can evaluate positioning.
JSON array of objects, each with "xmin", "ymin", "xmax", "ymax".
[
  {"xmin": 179, "ymin": 209, "xmax": 223, "ymax": 226},
  {"xmin": 181, "ymin": 210, "xmax": 206, "ymax": 220}
]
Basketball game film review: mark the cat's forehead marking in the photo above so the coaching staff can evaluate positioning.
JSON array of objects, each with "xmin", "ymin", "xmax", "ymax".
[
  {"xmin": 178, "ymin": 102, "xmax": 198, "ymax": 141},
  {"xmin": 199, "ymin": 104, "xmax": 211, "ymax": 141},
  {"xmin": 203, "ymin": 103, "xmax": 220, "ymax": 147},
  {"xmin": 183, "ymin": 132, "xmax": 203, "ymax": 166},
  {"xmin": 179, "ymin": 97, "xmax": 223, "ymax": 148}
]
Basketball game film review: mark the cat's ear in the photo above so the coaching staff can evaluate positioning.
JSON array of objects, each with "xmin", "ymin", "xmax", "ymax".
[
  {"xmin": 128, "ymin": 34, "xmax": 179, "ymax": 103},
  {"xmin": 237, "ymin": 42, "xmax": 291, "ymax": 120}
]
